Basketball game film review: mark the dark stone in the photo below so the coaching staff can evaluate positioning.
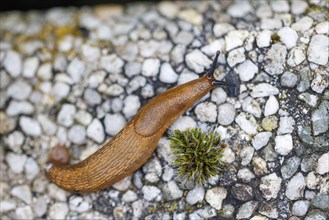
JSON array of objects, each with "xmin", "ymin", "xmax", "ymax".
[{"xmin": 231, "ymin": 183, "xmax": 254, "ymax": 201}]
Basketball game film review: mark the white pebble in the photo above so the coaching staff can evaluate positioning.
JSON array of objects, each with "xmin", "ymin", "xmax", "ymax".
[
  {"xmin": 211, "ymin": 88, "xmax": 227, "ymax": 105},
  {"xmin": 270, "ymin": 0, "xmax": 289, "ymax": 12},
  {"xmin": 37, "ymin": 114, "xmax": 57, "ymax": 135},
  {"xmin": 250, "ymin": 83, "xmax": 279, "ymax": 98},
  {"xmin": 256, "ymin": 30, "xmax": 272, "ymax": 48},
  {"xmin": 6, "ymin": 152, "xmax": 27, "ymax": 174},
  {"xmin": 227, "ymin": 1, "xmax": 252, "ymax": 18},
  {"xmin": 37, "ymin": 63, "xmax": 52, "ymax": 80},
  {"xmin": 11, "ymin": 185, "xmax": 32, "ymax": 204},
  {"xmin": 316, "ymin": 152, "xmax": 329, "ymax": 175},
  {"xmin": 67, "ymin": 58, "xmax": 85, "ymax": 83},
  {"xmin": 307, "ymin": 34, "xmax": 329, "ymax": 65},
  {"xmin": 170, "ymin": 116, "xmax": 196, "ymax": 131},
  {"xmin": 52, "ymin": 82, "xmax": 70, "ymax": 100},
  {"xmin": 259, "ymin": 173, "xmax": 282, "ymax": 200},
  {"xmin": 235, "ymin": 113, "xmax": 258, "ymax": 135},
  {"xmin": 227, "ymin": 47, "xmax": 246, "ymax": 67},
  {"xmin": 217, "ymin": 103, "xmax": 236, "ymax": 126},
  {"xmin": 142, "ymin": 58, "xmax": 160, "ymax": 77},
  {"xmin": 123, "ymin": 95, "xmax": 141, "ymax": 118},
  {"xmin": 236, "ymin": 60, "xmax": 258, "ymax": 82},
  {"xmin": 292, "ymin": 16, "xmax": 313, "ymax": 32},
  {"xmin": 252, "ymin": 132, "xmax": 272, "ymax": 150},
  {"xmin": 159, "ymin": 62, "xmax": 178, "ymax": 83},
  {"xmin": 24, "ymin": 157, "xmax": 40, "ymax": 180},
  {"xmin": 142, "ymin": 185, "xmax": 161, "ymax": 201},
  {"xmin": 277, "ymin": 27, "xmax": 298, "ymax": 49},
  {"xmin": 105, "ymin": 84, "xmax": 124, "ymax": 96},
  {"xmin": 195, "ymin": 102, "xmax": 217, "ymax": 123},
  {"xmin": 242, "ymin": 97, "xmax": 262, "ymax": 118},
  {"xmin": 264, "ymin": 95, "xmax": 279, "ymax": 116},
  {"xmin": 112, "ymin": 176, "xmax": 132, "ymax": 191},
  {"xmin": 4, "ymin": 50, "xmax": 22, "ymax": 77},
  {"xmin": 277, "ymin": 116, "xmax": 295, "ymax": 134},
  {"xmin": 49, "ymin": 203, "xmax": 69, "ymax": 219},
  {"xmin": 6, "ymin": 131, "xmax": 24, "ymax": 152},
  {"xmin": 68, "ymin": 125, "xmax": 86, "ymax": 144},
  {"xmin": 225, "ymin": 30, "xmax": 249, "ymax": 51},
  {"xmin": 6, "ymin": 100, "xmax": 34, "ymax": 116},
  {"xmin": 87, "ymin": 118, "xmax": 105, "ymax": 144},
  {"xmin": 104, "ymin": 113, "xmax": 126, "ymax": 136},
  {"xmin": 286, "ymin": 173, "xmax": 305, "ymax": 200},
  {"xmin": 69, "ymin": 196, "xmax": 90, "ymax": 213},
  {"xmin": 0, "ymin": 200, "xmax": 16, "ymax": 213},
  {"xmin": 205, "ymin": 187, "xmax": 227, "ymax": 210},
  {"xmin": 261, "ymin": 18, "xmax": 282, "ymax": 30},
  {"xmin": 57, "ymin": 104, "xmax": 76, "ymax": 127},
  {"xmin": 275, "ymin": 134, "xmax": 293, "ymax": 156},
  {"xmin": 315, "ymin": 21, "xmax": 329, "ymax": 34},
  {"xmin": 7, "ymin": 80, "xmax": 32, "ymax": 100},
  {"xmin": 23, "ymin": 57, "xmax": 39, "ymax": 78},
  {"xmin": 287, "ymin": 46, "xmax": 306, "ymax": 67},
  {"xmin": 19, "ymin": 116, "xmax": 42, "ymax": 136},
  {"xmin": 100, "ymin": 54, "xmax": 124, "ymax": 74},
  {"xmin": 222, "ymin": 147, "xmax": 235, "ymax": 164},
  {"xmin": 185, "ymin": 50, "xmax": 212, "ymax": 73},
  {"xmin": 16, "ymin": 206, "xmax": 33, "ymax": 219},
  {"xmin": 291, "ymin": 0, "xmax": 308, "ymax": 14},
  {"xmin": 213, "ymin": 23, "xmax": 235, "ymax": 38},
  {"xmin": 186, "ymin": 186, "xmax": 205, "ymax": 205},
  {"xmin": 122, "ymin": 190, "xmax": 138, "ymax": 203}
]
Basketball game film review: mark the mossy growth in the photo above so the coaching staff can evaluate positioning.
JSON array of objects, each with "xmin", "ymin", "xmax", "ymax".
[
  {"xmin": 169, "ymin": 128, "xmax": 225, "ymax": 185},
  {"xmin": 271, "ymin": 33, "xmax": 281, "ymax": 44}
]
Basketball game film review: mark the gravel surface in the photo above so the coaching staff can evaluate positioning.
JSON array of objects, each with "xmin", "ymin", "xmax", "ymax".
[{"xmin": 0, "ymin": 1, "xmax": 328, "ymax": 219}]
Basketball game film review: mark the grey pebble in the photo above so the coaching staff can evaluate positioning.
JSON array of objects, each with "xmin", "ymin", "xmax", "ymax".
[
  {"xmin": 186, "ymin": 186, "xmax": 205, "ymax": 205},
  {"xmin": 286, "ymin": 172, "xmax": 305, "ymax": 200},
  {"xmin": 232, "ymin": 183, "xmax": 254, "ymax": 201},
  {"xmin": 162, "ymin": 181, "xmax": 183, "ymax": 201},
  {"xmin": 84, "ymin": 88, "xmax": 102, "ymax": 106},
  {"xmin": 281, "ymin": 156, "xmax": 301, "ymax": 179},
  {"xmin": 312, "ymin": 101, "xmax": 329, "ymax": 136},
  {"xmin": 68, "ymin": 125, "xmax": 86, "ymax": 144},
  {"xmin": 312, "ymin": 193, "xmax": 329, "ymax": 211},
  {"xmin": 292, "ymin": 200, "xmax": 310, "ymax": 216},
  {"xmin": 264, "ymin": 44, "xmax": 287, "ymax": 75},
  {"xmin": 236, "ymin": 201, "xmax": 259, "ymax": 219},
  {"xmin": 259, "ymin": 173, "xmax": 282, "ymax": 200},
  {"xmin": 281, "ymin": 71, "xmax": 298, "ymax": 88}
]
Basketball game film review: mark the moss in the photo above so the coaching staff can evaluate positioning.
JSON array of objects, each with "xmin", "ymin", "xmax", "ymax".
[
  {"xmin": 271, "ymin": 33, "xmax": 281, "ymax": 44},
  {"xmin": 169, "ymin": 128, "xmax": 225, "ymax": 185}
]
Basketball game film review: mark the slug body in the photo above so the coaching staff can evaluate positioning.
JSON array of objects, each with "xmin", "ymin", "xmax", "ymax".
[{"xmin": 46, "ymin": 52, "xmax": 229, "ymax": 193}]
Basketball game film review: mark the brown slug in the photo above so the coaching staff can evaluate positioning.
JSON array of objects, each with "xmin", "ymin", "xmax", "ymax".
[{"xmin": 46, "ymin": 51, "xmax": 235, "ymax": 193}]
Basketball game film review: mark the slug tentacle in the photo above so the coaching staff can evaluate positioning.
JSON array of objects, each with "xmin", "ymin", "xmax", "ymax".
[{"xmin": 45, "ymin": 50, "xmax": 234, "ymax": 193}]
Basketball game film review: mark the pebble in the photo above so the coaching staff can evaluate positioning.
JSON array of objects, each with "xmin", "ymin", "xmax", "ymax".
[
  {"xmin": 217, "ymin": 103, "xmax": 236, "ymax": 125},
  {"xmin": 236, "ymin": 59, "xmax": 258, "ymax": 82},
  {"xmin": 252, "ymin": 157, "xmax": 269, "ymax": 176},
  {"xmin": 232, "ymin": 183, "xmax": 254, "ymax": 201},
  {"xmin": 286, "ymin": 172, "xmax": 305, "ymax": 200},
  {"xmin": 49, "ymin": 203, "xmax": 69, "ymax": 219},
  {"xmin": 125, "ymin": 62, "xmax": 142, "ymax": 78},
  {"xmin": 123, "ymin": 95, "xmax": 141, "ymax": 118},
  {"xmin": 84, "ymin": 89, "xmax": 102, "ymax": 106},
  {"xmin": 305, "ymin": 210, "xmax": 327, "ymax": 220},
  {"xmin": 281, "ymin": 156, "xmax": 301, "ymax": 179},
  {"xmin": 24, "ymin": 157, "xmax": 40, "ymax": 180},
  {"xmin": 211, "ymin": 88, "xmax": 227, "ymax": 105},
  {"xmin": 264, "ymin": 44, "xmax": 287, "ymax": 75},
  {"xmin": 297, "ymin": 67, "xmax": 311, "ymax": 92},
  {"xmin": 250, "ymin": 83, "xmax": 279, "ymax": 98},
  {"xmin": 37, "ymin": 63, "xmax": 52, "ymax": 80},
  {"xmin": 213, "ymin": 23, "xmax": 235, "ymax": 38},
  {"xmin": 122, "ymin": 190, "xmax": 138, "ymax": 203},
  {"xmin": 292, "ymin": 200, "xmax": 310, "ymax": 216},
  {"xmin": 7, "ymin": 80, "xmax": 32, "ymax": 100},
  {"xmin": 242, "ymin": 97, "xmax": 262, "ymax": 118},
  {"xmin": 67, "ymin": 58, "xmax": 85, "ymax": 83},
  {"xmin": 105, "ymin": 84, "xmax": 124, "ymax": 96},
  {"xmin": 159, "ymin": 62, "xmax": 178, "ymax": 83},
  {"xmin": 158, "ymin": 1, "xmax": 178, "ymax": 18},
  {"xmin": 252, "ymin": 132, "xmax": 272, "ymax": 150},
  {"xmin": 178, "ymin": 9, "xmax": 202, "ymax": 25},
  {"xmin": 235, "ymin": 113, "xmax": 258, "ymax": 135},
  {"xmin": 311, "ymin": 69, "xmax": 329, "ymax": 94},
  {"xmin": 312, "ymin": 193, "xmax": 329, "ymax": 211},
  {"xmin": 19, "ymin": 116, "xmax": 42, "ymax": 137},
  {"xmin": 236, "ymin": 201, "xmax": 259, "ymax": 219},
  {"xmin": 261, "ymin": 18, "xmax": 282, "ymax": 30},
  {"xmin": 264, "ymin": 95, "xmax": 279, "ymax": 116},
  {"xmin": 100, "ymin": 54, "xmax": 124, "ymax": 74},
  {"xmin": 227, "ymin": 47, "xmax": 246, "ymax": 67},
  {"xmin": 142, "ymin": 185, "xmax": 161, "ymax": 201},
  {"xmin": 221, "ymin": 147, "xmax": 235, "ymax": 164},
  {"xmin": 57, "ymin": 104, "xmax": 76, "ymax": 127},
  {"xmin": 142, "ymin": 58, "xmax": 160, "ymax": 77},
  {"xmin": 69, "ymin": 196, "xmax": 90, "ymax": 213},
  {"xmin": 205, "ymin": 187, "xmax": 227, "ymax": 210},
  {"xmin": 292, "ymin": 16, "xmax": 313, "ymax": 32},
  {"xmin": 6, "ymin": 152, "xmax": 27, "ymax": 174},
  {"xmin": 186, "ymin": 186, "xmax": 205, "ymax": 205},
  {"xmin": 6, "ymin": 100, "xmax": 34, "ymax": 116},
  {"xmin": 240, "ymin": 146, "xmax": 254, "ymax": 166},
  {"xmin": 312, "ymin": 101, "xmax": 329, "ymax": 136},
  {"xmin": 11, "ymin": 185, "xmax": 32, "ymax": 204},
  {"xmin": 274, "ymin": 134, "xmax": 293, "ymax": 156},
  {"xmin": 315, "ymin": 21, "xmax": 329, "ymax": 34},
  {"xmin": 291, "ymin": 0, "xmax": 308, "ymax": 14},
  {"xmin": 256, "ymin": 30, "xmax": 272, "ymax": 48},
  {"xmin": 81, "ymin": 44, "xmax": 100, "ymax": 62},
  {"xmin": 171, "ymin": 44, "xmax": 186, "ymax": 65},
  {"xmin": 306, "ymin": 172, "xmax": 319, "ymax": 189},
  {"xmin": 0, "ymin": 200, "xmax": 16, "ymax": 213},
  {"xmin": 86, "ymin": 118, "xmax": 105, "ymax": 144},
  {"xmin": 170, "ymin": 116, "xmax": 196, "ymax": 131},
  {"xmin": 112, "ymin": 176, "xmax": 131, "ymax": 191},
  {"xmin": 316, "ymin": 152, "xmax": 329, "ymax": 175},
  {"xmin": 174, "ymin": 31, "xmax": 194, "ymax": 45},
  {"xmin": 194, "ymin": 102, "xmax": 217, "ymax": 123},
  {"xmin": 32, "ymin": 196, "xmax": 47, "ymax": 217},
  {"xmin": 52, "ymin": 82, "xmax": 70, "ymax": 100},
  {"xmin": 225, "ymin": 30, "xmax": 249, "ymax": 51},
  {"xmin": 143, "ymin": 157, "xmax": 162, "ymax": 183},
  {"xmin": 177, "ymin": 72, "xmax": 198, "ymax": 85},
  {"xmin": 281, "ymin": 72, "xmax": 299, "ymax": 88},
  {"xmin": 23, "ymin": 57, "xmax": 39, "ymax": 78},
  {"xmin": 287, "ymin": 46, "xmax": 306, "ymax": 67},
  {"xmin": 277, "ymin": 27, "xmax": 298, "ymax": 49},
  {"xmin": 298, "ymin": 93, "xmax": 318, "ymax": 107},
  {"xmin": 259, "ymin": 173, "xmax": 282, "ymax": 200},
  {"xmin": 3, "ymin": 50, "xmax": 22, "ymax": 77},
  {"xmin": 278, "ymin": 116, "xmax": 295, "ymax": 135},
  {"xmin": 68, "ymin": 125, "xmax": 86, "ymax": 144},
  {"xmin": 162, "ymin": 181, "xmax": 183, "ymax": 201},
  {"xmin": 6, "ymin": 131, "xmax": 24, "ymax": 153},
  {"xmin": 237, "ymin": 168, "xmax": 255, "ymax": 183},
  {"xmin": 104, "ymin": 113, "xmax": 126, "ymax": 136},
  {"xmin": 227, "ymin": 1, "xmax": 252, "ymax": 18},
  {"xmin": 307, "ymin": 35, "xmax": 328, "ymax": 65},
  {"xmin": 16, "ymin": 206, "xmax": 34, "ymax": 220},
  {"xmin": 185, "ymin": 49, "xmax": 212, "ymax": 73}
]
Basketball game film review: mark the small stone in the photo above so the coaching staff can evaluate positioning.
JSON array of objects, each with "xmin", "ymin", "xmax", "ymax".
[
  {"xmin": 159, "ymin": 62, "xmax": 178, "ymax": 83},
  {"xmin": 19, "ymin": 116, "xmax": 41, "ymax": 137},
  {"xmin": 261, "ymin": 18, "xmax": 282, "ymax": 30},
  {"xmin": 217, "ymin": 103, "xmax": 236, "ymax": 126},
  {"xmin": 68, "ymin": 125, "xmax": 86, "ymax": 145},
  {"xmin": 105, "ymin": 84, "xmax": 124, "ymax": 96},
  {"xmin": 235, "ymin": 113, "xmax": 258, "ymax": 135},
  {"xmin": 178, "ymin": 9, "xmax": 202, "ymax": 25},
  {"xmin": 81, "ymin": 44, "xmax": 100, "ymax": 62},
  {"xmin": 259, "ymin": 173, "xmax": 282, "ymax": 200},
  {"xmin": 301, "ymin": 154, "xmax": 319, "ymax": 173},
  {"xmin": 286, "ymin": 173, "xmax": 305, "ymax": 200},
  {"xmin": 236, "ymin": 59, "xmax": 258, "ymax": 82},
  {"xmin": 142, "ymin": 185, "xmax": 161, "ymax": 201},
  {"xmin": 277, "ymin": 27, "xmax": 298, "ymax": 49},
  {"xmin": 170, "ymin": 116, "xmax": 196, "ymax": 131},
  {"xmin": 185, "ymin": 50, "xmax": 212, "ymax": 73},
  {"xmin": 264, "ymin": 95, "xmax": 279, "ymax": 116},
  {"xmin": 104, "ymin": 113, "xmax": 126, "ymax": 136},
  {"xmin": 7, "ymin": 80, "xmax": 32, "ymax": 100},
  {"xmin": 6, "ymin": 152, "xmax": 27, "ymax": 174},
  {"xmin": 316, "ymin": 152, "xmax": 329, "ymax": 175},
  {"xmin": 3, "ymin": 50, "xmax": 22, "ymax": 77},
  {"xmin": 240, "ymin": 146, "xmax": 254, "ymax": 166},
  {"xmin": 171, "ymin": 44, "xmax": 186, "ymax": 65},
  {"xmin": 6, "ymin": 100, "xmax": 34, "ymax": 116},
  {"xmin": 311, "ymin": 69, "xmax": 329, "ymax": 94},
  {"xmin": 277, "ymin": 116, "xmax": 295, "ymax": 135},
  {"xmin": 57, "ymin": 104, "xmax": 76, "ymax": 127},
  {"xmin": 250, "ymin": 83, "xmax": 279, "ymax": 98},
  {"xmin": 236, "ymin": 201, "xmax": 259, "ymax": 219},
  {"xmin": 49, "ymin": 203, "xmax": 69, "ymax": 219},
  {"xmin": 256, "ymin": 30, "xmax": 272, "ymax": 48},
  {"xmin": 0, "ymin": 200, "xmax": 16, "ymax": 213},
  {"xmin": 75, "ymin": 110, "xmax": 92, "ymax": 126},
  {"xmin": 222, "ymin": 148, "xmax": 235, "ymax": 164},
  {"xmin": 298, "ymin": 93, "xmax": 318, "ymax": 108},
  {"xmin": 32, "ymin": 196, "xmax": 47, "ymax": 217},
  {"xmin": 16, "ymin": 206, "xmax": 34, "ymax": 219},
  {"xmin": 275, "ymin": 134, "xmax": 293, "ymax": 156},
  {"xmin": 23, "ymin": 57, "xmax": 39, "ymax": 78},
  {"xmin": 142, "ymin": 58, "xmax": 160, "ymax": 77},
  {"xmin": 252, "ymin": 132, "xmax": 272, "ymax": 150},
  {"xmin": 122, "ymin": 190, "xmax": 138, "ymax": 203},
  {"xmin": 306, "ymin": 172, "xmax": 319, "ymax": 189},
  {"xmin": 125, "ymin": 62, "xmax": 141, "ymax": 78},
  {"xmin": 213, "ymin": 23, "xmax": 235, "ymax": 38},
  {"xmin": 308, "ymin": 35, "xmax": 328, "ymax": 65},
  {"xmin": 100, "ymin": 54, "xmax": 124, "ymax": 74},
  {"xmin": 312, "ymin": 193, "xmax": 329, "ymax": 211},
  {"xmin": 24, "ymin": 157, "xmax": 40, "ymax": 180},
  {"xmin": 287, "ymin": 46, "xmax": 306, "ymax": 67},
  {"xmin": 261, "ymin": 116, "xmax": 278, "ymax": 131},
  {"xmin": 232, "ymin": 183, "xmax": 254, "ymax": 201},
  {"xmin": 297, "ymin": 67, "xmax": 311, "ymax": 92},
  {"xmin": 174, "ymin": 31, "xmax": 194, "ymax": 45},
  {"xmin": 281, "ymin": 156, "xmax": 301, "ymax": 179},
  {"xmin": 84, "ymin": 89, "xmax": 101, "ymax": 106},
  {"xmin": 264, "ymin": 44, "xmax": 287, "ymax": 75},
  {"xmin": 312, "ymin": 101, "xmax": 329, "ymax": 135},
  {"xmin": 252, "ymin": 157, "xmax": 268, "ymax": 176},
  {"xmin": 177, "ymin": 72, "xmax": 198, "ymax": 85},
  {"xmin": 87, "ymin": 118, "xmax": 105, "ymax": 144},
  {"xmin": 158, "ymin": 1, "xmax": 178, "ymax": 18},
  {"xmin": 69, "ymin": 196, "xmax": 90, "ymax": 213},
  {"xmin": 112, "ymin": 176, "xmax": 131, "ymax": 191},
  {"xmin": 11, "ymin": 185, "xmax": 32, "ymax": 204},
  {"xmin": 292, "ymin": 16, "xmax": 313, "ymax": 32},
  {"xmin": 281, "ymin": 72, "xmax": 298, "ymax": 88},
  {"xmin": 237, "ymin": 168, "xmax": 255, "ymax": 182},
  {"xmin": 52, "ymin": 82, "xmax": 70, "ymax": 100},
  {"xmin": 67, "ymin": 58, "xmax": 85, "ymax": 83},
  {"xmin": 242, "ymin": 97, "xmax": 262, "ymax": 118},
  {"xmin": 315, "ymin": 21, "xmax": 329, "ymax": 34},
  {"xmin": 163, "ymin": 181, "xmax": 183, "ymax": 201},
  {"xmin": 205, "ymin": 187, "xmax": 227, "ymax": 210},
  {"xmin": 186, "ymin": 186, "xmax": 205, "ymax": 205},
  {"xmin": 123, "ymin": 95, "xmax": 141, "ymax": 118},
  {"xmin": 6, "ymin": 131, "xmax": 24, "ymax": 153},
  {"xmin": 291, "ymin": 0, "xmax": 308, "ymax": 14},
  {"xmin": 227, "ymin": 47, "xmax": 246, "ymax": 67},
  {"xmin": 225, "ymin": 30, "xmax": 249, "ymax": 51},
  {"xmin": 143, "ymin": 157, "xmax": 162, "ymax": 183},
  {"xmin": 195, "ymin": 102, "xmax": 217, "ymax": 123},
  {"xmin": 37, "ymin": 63, "xmax": 52, "ymax": 80},
  {"xmin": 292, "ymin": 200, "xmax": 310, "ymax": 216},
  {"xmin": 270, "ymin": 0, "xmax": 289, "ymax": 12},
  {"xmin": 211, "ymin": 88, "xmax": 227, "ymax": 105},
  {"xmin": 227, "ymin": 1, "xmax": 252, "ymax": 18},
  {"xmin": 305, "ymin": 210, "xmax": 327, "ymax": 220}
]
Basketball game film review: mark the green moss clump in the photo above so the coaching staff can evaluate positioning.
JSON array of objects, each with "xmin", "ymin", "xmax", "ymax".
[
  {"xmin": 169, "ymin": 128, "xmax": 225, "ymax": 185},
  {"xmin": 271, "ymin": 33, "xmax": 281, "ymax": 44}
]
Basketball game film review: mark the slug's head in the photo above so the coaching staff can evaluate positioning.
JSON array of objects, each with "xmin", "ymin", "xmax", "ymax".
[{"xmin": 205, "ymin": 50, "xmax": 240, "ymax": 97}]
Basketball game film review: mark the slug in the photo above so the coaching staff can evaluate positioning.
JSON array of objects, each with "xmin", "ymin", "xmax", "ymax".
[{"xmin": 46, "ymin": 51, "xmax": 235, "ymax": 193}]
